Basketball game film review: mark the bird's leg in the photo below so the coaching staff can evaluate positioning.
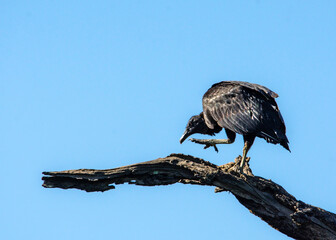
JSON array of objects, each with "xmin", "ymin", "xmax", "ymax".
[
  {"xmin": 239, "ymin": 135, "xmax": 256, "ymax": 173},
  {"xmin": 189, "ymin": 129, "xmax": 236, "ymax": 152},
  {"xmin": 189, "ymin": 138, "xmax": 233, "ymax": 152}
]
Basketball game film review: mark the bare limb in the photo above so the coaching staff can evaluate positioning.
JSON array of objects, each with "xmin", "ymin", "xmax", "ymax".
[{"xmin": 42, "ymin": 154, "xmax": 336, "ymax": 240}]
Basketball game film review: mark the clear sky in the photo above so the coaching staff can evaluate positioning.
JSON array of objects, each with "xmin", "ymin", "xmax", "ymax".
[{"xmin": 1, "ymin": 1, "xmax": 336, "ymax": 239}]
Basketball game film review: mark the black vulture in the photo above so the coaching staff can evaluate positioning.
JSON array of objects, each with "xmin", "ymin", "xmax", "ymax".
[{"xmin": 180, "ymin": 81, "xmax": 290, "ymax": 173}]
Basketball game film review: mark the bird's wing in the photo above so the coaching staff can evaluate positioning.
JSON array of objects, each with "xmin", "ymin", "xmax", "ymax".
[
  {"xmin": 210, "ymin": 81, "xmax": 279, "ymax": 100},
  {"xmin": 202, "ymin": 83, "xmax": 285, "ymax": 143}
]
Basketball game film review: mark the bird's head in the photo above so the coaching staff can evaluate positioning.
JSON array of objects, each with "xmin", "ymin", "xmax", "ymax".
[{"xmin": 180, "ymin": 113, "xmax": 212, "ymax": 144}]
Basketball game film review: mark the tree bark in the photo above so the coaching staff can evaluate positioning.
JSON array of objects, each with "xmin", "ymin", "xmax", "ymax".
[{"xmin": 42, "ymin": 153, "xmax": 336, "ymax": 240}]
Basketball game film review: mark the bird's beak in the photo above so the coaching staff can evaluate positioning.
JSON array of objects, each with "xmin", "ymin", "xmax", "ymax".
[{"xmin": 179, "ymin": 129, "xmax": 192, "ymax": 144}]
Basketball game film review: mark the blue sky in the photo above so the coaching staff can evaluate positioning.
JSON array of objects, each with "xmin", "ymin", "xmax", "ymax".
[{"xmin": 1, "ymin": 1, "xmax": 336, "ymax": 239}]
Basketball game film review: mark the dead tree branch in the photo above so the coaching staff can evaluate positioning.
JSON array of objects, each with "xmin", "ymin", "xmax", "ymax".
[{"xmin": 42, "ymin": 153, "xmax": 336, "ymax": 240}]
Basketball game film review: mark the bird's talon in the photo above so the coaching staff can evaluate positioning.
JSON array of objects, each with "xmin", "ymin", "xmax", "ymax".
[{"xmin": 189, "ymin": 138, "xmax": 218, "ymax": 152}]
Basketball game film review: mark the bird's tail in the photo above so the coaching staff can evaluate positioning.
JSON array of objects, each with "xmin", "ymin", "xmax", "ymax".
[
  {"xmin": 260, "ymin": 130, "xmax": 291, "ymax": 152},
  {"xmin": 280, "ymin": 138, "xmax": 290, "ymax": 152}
]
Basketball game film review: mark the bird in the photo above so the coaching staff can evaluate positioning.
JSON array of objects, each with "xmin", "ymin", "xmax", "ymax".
[{"xmin": 179, "ymin": 81, "xmax": 290, "ymax": 173}]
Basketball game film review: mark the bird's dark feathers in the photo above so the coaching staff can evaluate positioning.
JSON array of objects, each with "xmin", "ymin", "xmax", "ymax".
[
  {"xmin": 210, "ymin": 81, "xmax": 279, "ymax": 99},
  {"xmin": 202, "ymin": 81, "xmax": 289, "ymax": 151}
]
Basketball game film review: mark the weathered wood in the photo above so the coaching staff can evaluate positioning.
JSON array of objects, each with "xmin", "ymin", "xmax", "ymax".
[{"xmin": 42, "ymin": 154, "xmax": 336, "ymax": 240}]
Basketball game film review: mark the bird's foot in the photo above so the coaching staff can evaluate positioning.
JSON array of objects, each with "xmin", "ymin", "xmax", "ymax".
[
  {"xmin": 189, "ymin": 138, "xmax": 219, "ymax": 152},
  {"xmin": 236, "ymin": 156, "xmax": 252, "ymax": 175}
]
